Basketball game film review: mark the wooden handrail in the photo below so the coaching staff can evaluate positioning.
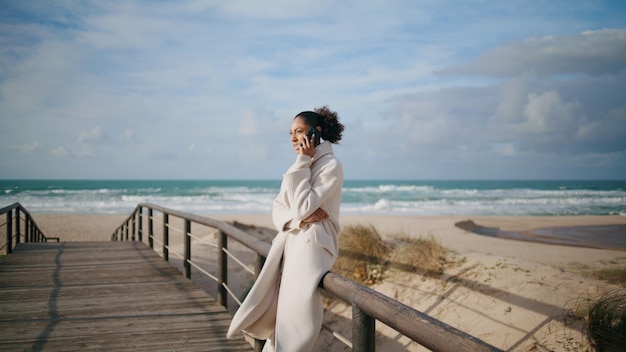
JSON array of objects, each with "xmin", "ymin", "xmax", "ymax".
[
  {"xmin": 112, "ymin": 203, "xmax": 502, "ymax": 352},
  {"xmin": 1, "ymin": 202, "xmax": 58, "ymax": 255}
]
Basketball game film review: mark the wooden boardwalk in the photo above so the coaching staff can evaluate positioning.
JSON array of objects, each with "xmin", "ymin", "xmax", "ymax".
[{"xmin": 0, "ymin": 241, "xmax": 253, "ymax": 351}]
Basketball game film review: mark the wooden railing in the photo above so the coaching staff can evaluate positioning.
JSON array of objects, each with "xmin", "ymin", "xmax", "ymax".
[
  {"xmin": 0, "ymin": 202, "xmax": 58, "ymax": 255},
  {"xmin": 112, "ymin": 203, "xmax": 502, "ymax": 352}
]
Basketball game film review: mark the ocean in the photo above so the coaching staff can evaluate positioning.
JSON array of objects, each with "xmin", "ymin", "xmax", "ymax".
[{"xmin": 1, "ymin": 179, "xmax": 624, "ymax": 216}]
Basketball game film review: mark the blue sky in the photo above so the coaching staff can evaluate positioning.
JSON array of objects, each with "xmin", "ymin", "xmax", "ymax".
[{"xmin": 1, "ymin": 0, "xmax": 625, "ymax": 180}]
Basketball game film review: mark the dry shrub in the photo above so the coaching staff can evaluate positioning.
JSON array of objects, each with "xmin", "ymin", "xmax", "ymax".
[
  {"xmin": 389, "ymin": 234, "xmax": 448, "ymax": 278},
  {"xmin": 587, "ymin": 291, "xmax": 626, "ymax": 351},
  {"xmin": 332, "ymin": 224, "xmax": 390, "ymax": 285}
]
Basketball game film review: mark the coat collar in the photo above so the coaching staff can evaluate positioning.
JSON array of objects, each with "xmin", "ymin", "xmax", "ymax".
[{"xmin": 312, "ymin": 140, "xmax": 333, "ymax": 163}]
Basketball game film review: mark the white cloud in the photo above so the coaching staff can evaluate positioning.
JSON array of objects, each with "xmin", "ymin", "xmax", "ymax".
[
  {"xmin": 217, "ymin": 0, "xmax": 328, "ymax": 19},
  {"xmin": 398, "ymin": 101, "xmax": 458, "ymax": 146},
  {"xmin": 520, "ymin": 90, "xmax": 583, "ymax": 135},
  {"xmin": 492, "ymin": 75, "xmax": 531, "ymax": 122},
  {"xmin": 238, "ymin": 110, "xmax": 258, "ymax": 137},
  {"xmin": 575, "ymin": 107, "xmax": 626, "ymax": 151},
  {"xmin": 51, "ymin": 146, "xmax": 70, "ymax": 158},
  {"xmin": 494, "ymin": 144, "xmax": 518, "ymax": 157},
  {"xmin": 483, "ymin": 72, "xmax": 626, "ymax": 157},
  {"xmin": 74, "ymin": 143, "xmax": 96, "ymax": 158},
  {"xmin": 119, "ymin": 129, "xmax": 134, "ymax": 142},
  {"xmin": 1, "ymin": 0, "xmax": 625, "ymax": 179},
  {"xmin": 77, "ymin": 127, "xmax": 102, "ymax": 143},
  {"xmin": 238, "ymin": 109, "xmax": 284, "ymax": 138},
  {"xmin": 0, "ymin": 142, "xmax": 41, "ymax": 154},
  {"xmin": 19, "ymin": 142, "xmax": 41, "ymax": 154},
  {"xmin": 438, "ymin": 29, "xmax": 626, "ymax": 77}
]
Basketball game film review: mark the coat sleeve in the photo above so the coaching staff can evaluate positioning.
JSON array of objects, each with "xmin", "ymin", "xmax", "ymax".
[{"xmin": 272, "ymin": 154, "xmax": 341, "ymax": 232}]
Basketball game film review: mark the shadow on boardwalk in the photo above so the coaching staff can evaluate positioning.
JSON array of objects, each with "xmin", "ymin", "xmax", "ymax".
[{"xmin": 0, "ymin": 242, "xmax": 252, "ymax": 351}]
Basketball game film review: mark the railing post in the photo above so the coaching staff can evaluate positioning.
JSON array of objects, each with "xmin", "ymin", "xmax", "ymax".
[
  {"xmin": 138, "ymin": 206, "xmax": 143, "ymax": 242},
  {"xmin": 163, "ymin": 213, "xmax": 169, "ymax": 261},
  {"xmin": 6, "ymin": 210, "xmax": 12, "ymax": 254},
  {"xmin": 254, "ymin": 254, "xmax": 266, "ymax": 352},
  {"xmin": 24, "ymin": 218, "xmax": 28, "ymax": 242},
  {"xmin": 217, "ymin": 231, "xmax": 228, "ymax": 308},
  {"xmin": 131, "ymin": 212, "xmax": 136, "ymax": 241},
  {"xmin": 29, "ymin": 218, "xmax": 34, "ymax": 242},
  {"xmin": 30, "ymin": 219, "xmax": 35, "ymax": 242},
  {"xmin": 183, "ymin": 219, "xmax": 191, "ymax": 279},
  {"xmin": 25, "ymin": 216, "xmax": 30, "ymax": 243},
  {"xmin": 125, "ymin": 219, "xmax": 129, "ymax": 241},
  {"xmin": 254, "ymin": 339, "xmax": 265, "ymax": 352},
  {"xmin": 148, "ymin": 208, "xmax": 154, "ymax": 249},
  {"xmin": 352, "ymin": 302, "xmax": 375, "ymax": 352},
  {"xmin": 15, "ymin": 208, "xmax": 20, "ymax": 245},
  {"xmin": 255, "ymin": 254, "xmax": 265, "ymax": 278}
]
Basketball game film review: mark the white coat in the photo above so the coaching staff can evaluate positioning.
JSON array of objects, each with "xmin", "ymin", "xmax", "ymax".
[{"xmin": 226, "ymin": 141, "xmax": 343, "ymax": 352}]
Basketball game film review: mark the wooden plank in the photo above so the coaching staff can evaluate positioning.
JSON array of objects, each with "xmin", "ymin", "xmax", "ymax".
[{"xmin": 0, "ymin": 242, "xmax": 253, "ymax": 351}]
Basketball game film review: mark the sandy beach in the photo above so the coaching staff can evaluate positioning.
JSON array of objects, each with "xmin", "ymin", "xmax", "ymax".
[{"xmin": 29, "ymin": 213, "xmax": 626, "ymax": 351}]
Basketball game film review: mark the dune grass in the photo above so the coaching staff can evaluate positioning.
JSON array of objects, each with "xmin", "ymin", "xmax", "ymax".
[
  {"xmin": 586, "ymin": 291, "xmax": 626, "ymax": 351},
  {"xmin": 332, "ymin": 224, "xmax": 390, "ymax": 285},
  {"xmin": 591, "ymin": 267, "xmax": 626, "ymax": 286},
  {"xmin": 331, "ymin": 224, "xmax": 449, "ymax": 285},
  {"xmin": 388, "ymin": 234, "xmax": 449, "ymax": 278}
]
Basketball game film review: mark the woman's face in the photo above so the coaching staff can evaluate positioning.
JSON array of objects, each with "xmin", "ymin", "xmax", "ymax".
[{"xmin": 289, "ymin": 117, "xmax": 309, "ymax": 153}]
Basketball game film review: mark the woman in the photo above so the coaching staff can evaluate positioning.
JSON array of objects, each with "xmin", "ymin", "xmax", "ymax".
[{"xmin": 227, "ymin": 106, "xmax": 344, "ymax": 351}]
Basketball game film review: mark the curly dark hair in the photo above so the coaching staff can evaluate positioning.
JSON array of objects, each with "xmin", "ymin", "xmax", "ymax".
[{"xmin": 294, "ymin": 106, "xmax": 344, "ymax": 143}]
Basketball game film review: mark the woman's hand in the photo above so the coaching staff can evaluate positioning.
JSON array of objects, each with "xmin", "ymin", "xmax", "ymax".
[
  {"xmin": 298, "ymin": 134, "xmax": 316, "ymax": 158},
  {"xmin": 301, "ymin": 208, "xmax": 328, "ymax": 225}
]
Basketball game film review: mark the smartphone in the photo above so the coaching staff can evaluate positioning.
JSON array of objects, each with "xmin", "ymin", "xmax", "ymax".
[{"xmin": 307, "ymin": 127, "xmax": 320, "ymax": 146}]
